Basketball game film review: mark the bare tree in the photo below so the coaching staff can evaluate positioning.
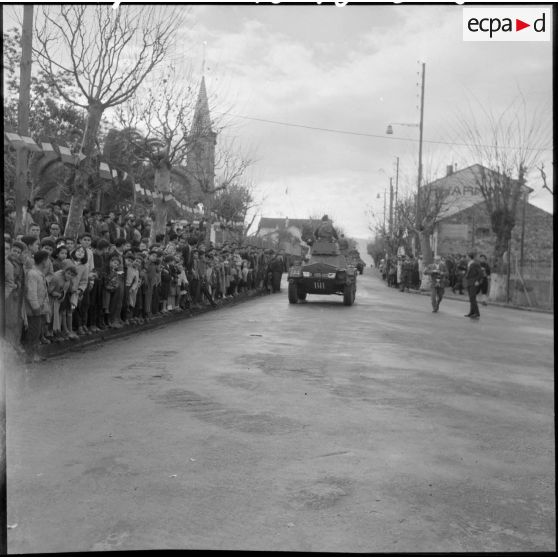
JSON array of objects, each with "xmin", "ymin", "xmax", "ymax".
[
  {"xmin": 538, "ymin": 163, "xmax": 553, "ymax": 196},
  {"xmin": 200, "ymin": 137, "xmax": 254, "ymax": 243},
  {"xmin": 33, "ymin": 5, "xmax": 183, "ymax": 238},
  {"xmin": 114, "ymin": 65, "xmax": 254, "ymax": 244},
  {"xmin": 455, "ymin": 94, "xmax": 549, "ymax": 273},
  {"xmin": 113, "ymin": 65, "xmax": 203, "ymax": 243},
  {"xmin": 395, "ymin": 174, "xmax": 453, "ymax": 265}
]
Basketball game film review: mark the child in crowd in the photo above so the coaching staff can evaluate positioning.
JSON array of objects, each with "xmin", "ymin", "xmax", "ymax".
[
  {"xmin": 48, "ymin": 261, "xmax": 77, "ymax": 341},
  {"xmin": 53, "ymin": 245, "xmax": 69, "ymax": 272},
  {"xmin": 176, "ymin": 262, "xmax": 190, "ymax": 310},
  {"xmin": 123, "ymin": 251, "xmax": 138, "ymax": 324},
  {"xmin": 104, "ymin": 254, "xmax": 123, "ymax": 329},
  {"xmin": 70, "ymin": 246, "xmax": 90, "ymax": 336}
]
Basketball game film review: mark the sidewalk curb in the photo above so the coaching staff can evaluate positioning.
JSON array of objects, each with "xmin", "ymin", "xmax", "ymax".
[
  {"xmin": 369, "ymin": 271, "xmax": 552, "ymax": 314},
  {"xmin": 407, "ymin": 288, "xmax": 553, "ymax": 314},
  {"xmin": 36, "ymin": 289, "xmax": 271, "ymax": 360}
]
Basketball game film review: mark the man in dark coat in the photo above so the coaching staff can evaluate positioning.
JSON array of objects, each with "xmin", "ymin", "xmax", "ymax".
[
  {"xmin": 268, "ymin": 250, "xmax": 284, "ymax": 293},
  {"xmin": 453, "ymin": 254, "xmax": 467, "ymax": 295},
  {"xmin": 464, "ymin": 251, "xmax": 483, "ymax": 319}
]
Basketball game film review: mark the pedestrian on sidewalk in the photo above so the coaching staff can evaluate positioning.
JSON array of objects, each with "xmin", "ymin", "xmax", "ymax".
[
  {"xmin": 464, "ymin": 251, "xmax": 483, "ymax": 320},
  {"xmin": 70, "ymin": 246, "xmax": 90, "ymax": 336},
  {"xmin": 4, "ymin": 239, "xmax": 26, "ymax": 349},
  {"xmin": 23, "ymin": 250, "xmax": 50, "ymax": 361},
  {"xmin": 424, "ymin": 255, "xmax": 448, "ymax": 313},
  {"xmin": 453, "ymin": 254, "xmax": 467, "ymax": 295},
  {"xmin": 399, "ymin": 256, "xmax": 412, "ymax": 293},
  {"xmin": 47, "ymin": 262, "xmax": 76, "ymax": 341}
]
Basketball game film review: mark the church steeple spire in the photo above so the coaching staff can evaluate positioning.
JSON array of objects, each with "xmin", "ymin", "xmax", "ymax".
[
  {"xmin": 186, "ymin": 74, "xmax": 217, "ymax": 193},
  {"xmin": 190, "ymin": 76, "xmax": 213, "ymax": 137}
]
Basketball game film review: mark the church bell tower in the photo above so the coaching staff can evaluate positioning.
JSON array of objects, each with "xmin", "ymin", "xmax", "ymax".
[{"xmin": 186, "ymin": 76, "xmax": 217, "ymax": 193}]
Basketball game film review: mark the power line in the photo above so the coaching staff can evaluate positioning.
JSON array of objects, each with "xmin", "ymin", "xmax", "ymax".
[{"xmin": 217, "ymin": 111, "xmax": 552, "ymax": 153}]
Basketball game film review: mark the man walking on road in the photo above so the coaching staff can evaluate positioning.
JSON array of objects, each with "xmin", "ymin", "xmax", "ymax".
[
  {"xmin": 424, "ymin": 255, "xmax": 448, "ymax": 313},
  {"xmin": 464, "ymin": 251, "xmax": 483, "ymax": 319}
]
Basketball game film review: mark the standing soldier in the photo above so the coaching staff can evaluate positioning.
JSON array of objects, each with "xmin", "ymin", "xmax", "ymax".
[
  {"xmin": 464, "ymin": 251, "xmax": 483, "ymax": 319},
  {"xmin": 424, "ymin": 255, "xmax": 448, "ymax": 313}
]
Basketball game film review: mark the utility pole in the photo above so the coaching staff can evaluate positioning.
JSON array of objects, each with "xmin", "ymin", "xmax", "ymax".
[
  {"xmin": 14, "ymin": 5, "xmax": 34, "ymax": 235},
  {"xmin": 383, "ymin": 187, "xmax": 386, "ymax": 235},
  {"xmin": 415, "ymin": 62, "xmax": 426, "ymax": 256},
  {"xmin": 394, "ymin": 156, "xmax": 399, "ymax": 209},
  {"xmin": 394, "ymin": 156, "xmax": 399, "ymax": 236},
  {"xmin": 389, "ymin": 177, "xmax": 394, "ymax": 238}
]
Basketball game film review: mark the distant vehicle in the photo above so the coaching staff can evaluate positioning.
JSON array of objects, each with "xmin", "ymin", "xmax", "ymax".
[
  {"xmin": 346, "ymin": 249, "xmax": 366, "ymax": 275},
  {"xmin": 287, "ymin": 240, "xmax": 357, "ymax": 306}
]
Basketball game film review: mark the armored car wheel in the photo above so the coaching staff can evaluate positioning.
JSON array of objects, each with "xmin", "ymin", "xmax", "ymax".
[
  {"xmin": 288, "ymin": 282, "xmax": 299, "ymax": 304},
  {"xmin": 343, "ymin": 283, "xmax": 355, "ymax": 306},
  {"xmin": 297, "ymin": 289, "xmax": 307, "ymax": 300}
]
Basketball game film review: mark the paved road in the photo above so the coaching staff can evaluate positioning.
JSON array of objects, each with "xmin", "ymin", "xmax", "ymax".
[{"xmin": 6, "ymin": 271, "xmax": 555, "ymax": 553}]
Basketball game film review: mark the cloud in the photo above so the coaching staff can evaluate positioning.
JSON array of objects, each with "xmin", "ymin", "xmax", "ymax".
[{"xmin": 182, "ymin": 5, "xmax": 551, "ymax": 238}]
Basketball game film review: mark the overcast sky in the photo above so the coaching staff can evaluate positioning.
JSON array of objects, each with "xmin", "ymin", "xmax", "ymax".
[
  {"xmin": 182, "ymin": 4, "xmax": 553, "ymax": 238},
  {"xmin": 4, "ymin": 4, "xmax": 553, "ymax": 239}
]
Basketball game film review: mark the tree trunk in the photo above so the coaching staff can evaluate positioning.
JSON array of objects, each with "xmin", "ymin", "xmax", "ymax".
[
  {"xmin": 149, "ymin": 199, "xmax": 168, "ymax": 246},
  {"xmin": 492, "ymin": 232, "xmax": 509, "ymax": 274},
  {"xmin": 64, "ymin": 173, "xmax": 89, "ymax": 240},
  {"xmin": 64, "ymin": 102, "xmax": 104, "ymax": 239},
  {"xmin": 14, "ymin": 5, "xmax": 33, "ymax": 236},
  {"xmin": 149, "ymin": 163, "xmax": 171, "ymax": 245},
  {"xmin": 489, "ymin": 273, "xmax": 507, "ymax": 302}
]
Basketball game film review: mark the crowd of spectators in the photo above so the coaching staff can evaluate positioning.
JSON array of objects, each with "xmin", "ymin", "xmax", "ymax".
[
  {"xmin": 4, "ymin": 197, "xmax": 288, "ymax": 362},
  {"xmin": 378, "ymin": 252, "xmax": 491, "ymax": 301},
  {"xmin": 378, "ymin": 254, "xmax": 422, "ymax": 291}
]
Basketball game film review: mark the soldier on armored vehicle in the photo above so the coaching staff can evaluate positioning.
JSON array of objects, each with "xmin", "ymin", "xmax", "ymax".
[{"xmin": 314, "ymin": 215, "xmax": 339, "ymax": 242}]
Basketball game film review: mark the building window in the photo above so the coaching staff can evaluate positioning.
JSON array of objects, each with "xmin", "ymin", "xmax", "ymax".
[{"xmin": 476, "ymin": 226, "xmax": 490, "ymax": 237}]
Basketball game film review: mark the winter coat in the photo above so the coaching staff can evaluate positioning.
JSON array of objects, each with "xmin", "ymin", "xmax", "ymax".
[
  {"xmin": 47, "ymin": 270, "xmax": 72, "ymax": 300},
  {"xmin": 70, "ymin": 261, "xmax": 89, "ymax": 307},
  {"xmin": 424, "ymin": 262, "xmax": 448, "ymax": 289},
  {"xmin": 24, "ymin": 267, "xmax": 49, "ymax": 316},
  {"xmin": 464, "ymin": 260, "xmax": 483, "ymax": 288}
]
